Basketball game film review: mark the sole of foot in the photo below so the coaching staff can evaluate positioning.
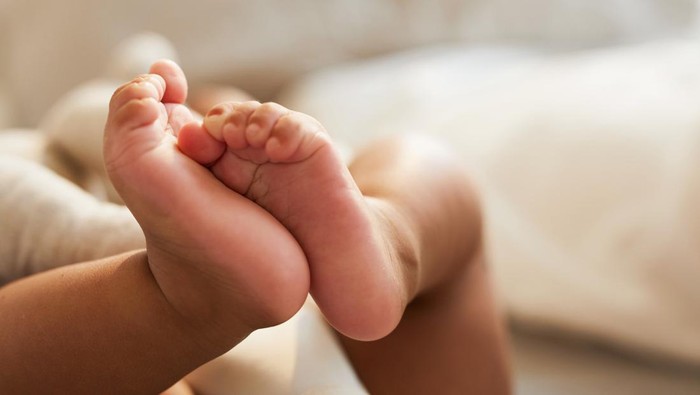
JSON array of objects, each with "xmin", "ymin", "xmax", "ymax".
[
  {"xmin": 103, "ymin": 60, "xmax": 310, "ymax": 339},
  {"xmin": 178, "ymin": 100, "xmax": 410, "ymax": 341}
]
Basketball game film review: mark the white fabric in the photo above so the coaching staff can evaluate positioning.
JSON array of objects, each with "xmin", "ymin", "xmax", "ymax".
[
  {"xmin": 279, "ymin": 39, "xmax": 700, "ymax": 364},
  {"xmin": 0, "ymin": 154, "xmax": 144, "ymax": 285}
]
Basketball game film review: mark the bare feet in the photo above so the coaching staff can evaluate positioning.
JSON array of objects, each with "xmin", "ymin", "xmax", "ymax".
[
  {"xmin": 103, "ymin": 60, "xmax": 310, "ymax": 340},
  {"xmin": 177, "ymin": 100, "xmax": 414, "ymax": 340}
]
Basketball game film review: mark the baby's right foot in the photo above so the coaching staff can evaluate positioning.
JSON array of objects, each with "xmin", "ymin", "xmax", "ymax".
[
  {"xmin": 178, "ymin": 101, "xmax": 416, "ymax": 341},
  {"xmin": 103, "ymin": 61, "xmax": 310, "ymax": 343}
]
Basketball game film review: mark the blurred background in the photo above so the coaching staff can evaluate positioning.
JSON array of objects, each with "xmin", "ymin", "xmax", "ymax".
[
  {"xmin": 1, "ymin": 0, "xmax": 697, "ymax": 126},
  {"xmin": 2, "ymin": 0, "xmax": 700, "ymax": 393}
]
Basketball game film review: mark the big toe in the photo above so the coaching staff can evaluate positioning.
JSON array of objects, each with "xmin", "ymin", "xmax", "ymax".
[
  {"xmin": 178, "ymin": 121, "xmax": 226, "ymax": 165},
  {"xmin": 104, "ymin": 74, "xmax": 166, "ymax": 170},
  {"xmin": 149, "ymin": 59, "xmax": 188, "ymax": 104}
]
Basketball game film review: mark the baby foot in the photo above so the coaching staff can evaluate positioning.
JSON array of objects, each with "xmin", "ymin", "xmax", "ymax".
[
  {"xmin": 178, "ymin": 101, "xmax": 408, "ymax": 340},
  {"xmin": 103, "ymin": 60, "xmax": 310, "ymax": 339}
]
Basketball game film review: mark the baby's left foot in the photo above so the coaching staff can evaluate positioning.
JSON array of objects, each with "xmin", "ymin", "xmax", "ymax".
[{"xmin": 178, "ymin": 101, "xmax": 413, "ymax": 340}]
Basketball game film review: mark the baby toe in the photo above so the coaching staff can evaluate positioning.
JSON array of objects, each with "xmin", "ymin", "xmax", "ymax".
[
  {"xmin": 246, "ymin": 102, "xmax": 289, "ymax": 149},
  {"xmin": 110, "ymin": 75, "xmax": 165, "ymax": 113},
  {"xmin": 266, "ymin": 112, "xmax": 328, "ymax": 163},
  {"xmin": 203, "ymin": 103, "xmax": 236, "ymax": 141},
  {"xmin": 178, "ymin": 121, "xmax": 226, "ymax": 165},
  {"xmin": 222, "ymin": 101, "xmax": 260, "ymax": 150}
]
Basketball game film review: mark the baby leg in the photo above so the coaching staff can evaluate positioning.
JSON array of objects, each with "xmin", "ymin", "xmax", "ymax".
[
  {"xmin": 186, "ymin": 101, "xmax": 511, "ymax": 392},
  {"xmin": 339, "ymin": 136, "xmax": 512, "ymax": 394},
  {"xmin": 0, "ymin": 60, "xmax": 316, "ymax": 394}
]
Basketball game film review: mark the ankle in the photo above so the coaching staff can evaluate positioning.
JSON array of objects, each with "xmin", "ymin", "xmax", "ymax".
[
  {"xmin": 145, "ymin": 248, "xmax": 251, "ymax": 333},
  {"xmin": 365, "ymin": 197, "xmax": 422, "ymax": 307}
]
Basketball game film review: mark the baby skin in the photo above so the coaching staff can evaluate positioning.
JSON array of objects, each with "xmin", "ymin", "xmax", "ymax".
[
  {"xmin": 106, "ymin": 59, "xmax": 410, "ymax": 341},
  {"xmin": 106, "ymin": 60, "xmax": 511, "ymax": 394},
  {"xmin": 0, "ymin": 60, "xmax": 510, "ymax": 394},
  {"xmin": 182, "ymin": 93, "xmax": 411, "ymax": 341}
]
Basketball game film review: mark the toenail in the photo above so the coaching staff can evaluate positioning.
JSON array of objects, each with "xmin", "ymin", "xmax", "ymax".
[
  {"xmin": 133, "ymin": 80, "xmax": 159, "ymax": 97},
  {"xmin": 207, "ymin": 107, "xmax": 225, "ymax": 117}
]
